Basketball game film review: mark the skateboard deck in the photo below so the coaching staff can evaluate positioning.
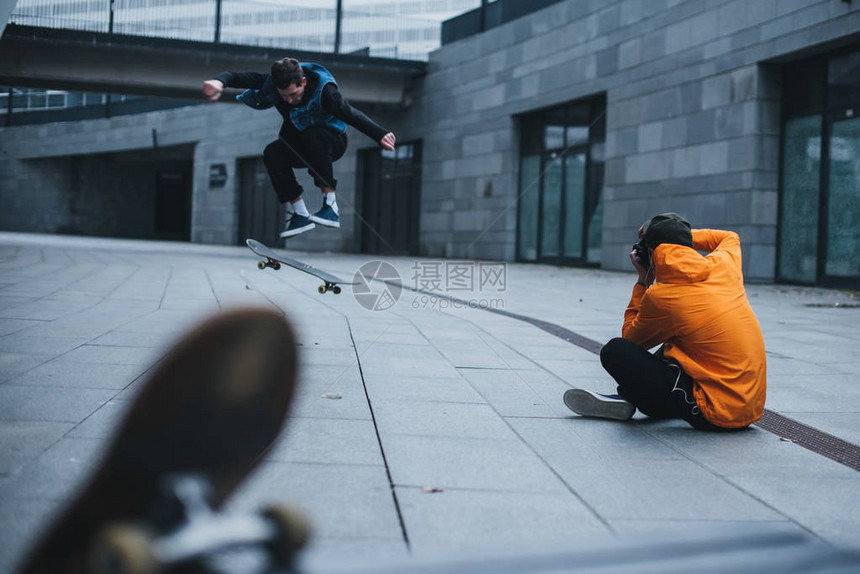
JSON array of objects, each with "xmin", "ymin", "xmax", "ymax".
[
  {"xmin": 246, "ymin": 238, "xmax": 357, "ymax": 295},
  {"xmin": 19, "ymin": 309, "xmax": 309, "ymax": 574}
]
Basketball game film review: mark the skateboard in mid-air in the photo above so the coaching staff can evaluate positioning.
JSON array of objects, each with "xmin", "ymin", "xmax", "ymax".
[
  {"xmin": 19, "ymin": 309, "xmax": 309, "ymax": 574},
  {"xmin": 246, "ymin": 238, "xmax": 356, "ymax": 295}
]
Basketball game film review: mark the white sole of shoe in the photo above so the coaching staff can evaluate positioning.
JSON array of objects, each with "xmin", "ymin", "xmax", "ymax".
[
  {"xmin": 279, "ymin": 223, "xmax": 316, "ymax": 238},
  {"xmin": 308, "ymin": 215, "xmax": 340, "ymax": 228},
  {"xmin": 563, "ymin": 389, "xmax": 635, "ymax": 421}
]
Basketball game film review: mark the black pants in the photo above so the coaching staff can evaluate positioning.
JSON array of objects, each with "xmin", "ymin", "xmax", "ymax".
[
  {"xmin": 263, "ymin": 127, "xmax": 347, "ymax": 204},
  {"xmin": 600, "ymin": 337, "xmax": 731, "ymax": 431}
]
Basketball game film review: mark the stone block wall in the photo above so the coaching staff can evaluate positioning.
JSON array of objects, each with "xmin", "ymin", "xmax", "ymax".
[
  {"xmin": 0, "ymin": 101, "xmax": 374, "ymax": 251},
  {"xmin": 405, "ymin": 0, "xmax": 859, "ymax": 280}
]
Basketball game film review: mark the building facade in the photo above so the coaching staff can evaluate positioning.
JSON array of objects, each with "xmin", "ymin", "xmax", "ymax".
[{"xmin": 1, "ymin": 0, "xmax": 859, "ymax": 287}]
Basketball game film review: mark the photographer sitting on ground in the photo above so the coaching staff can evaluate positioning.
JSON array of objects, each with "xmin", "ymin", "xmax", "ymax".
[{"xmin": 564, "ymin": 213, "xmax": 767, "ymax": 431}]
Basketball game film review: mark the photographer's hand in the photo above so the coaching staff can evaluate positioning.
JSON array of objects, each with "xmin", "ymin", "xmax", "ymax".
[{"xmin": 630, "ymin": 249, "xmax": 655, "ymax": 286}]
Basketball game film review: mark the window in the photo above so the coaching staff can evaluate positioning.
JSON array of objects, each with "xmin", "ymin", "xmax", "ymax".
[
  {"xmin": 778, "ymin": 47, "xmax": 860, "ymax": 288},
  {"xmin": 517, "ymin": 95, "xmax": 606, "ymax": 265}
]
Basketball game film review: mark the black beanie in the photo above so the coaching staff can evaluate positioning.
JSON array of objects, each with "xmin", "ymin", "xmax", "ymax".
[{"xmin": 642, "ymin": 212, "xmax": 692, "ymax": 250}]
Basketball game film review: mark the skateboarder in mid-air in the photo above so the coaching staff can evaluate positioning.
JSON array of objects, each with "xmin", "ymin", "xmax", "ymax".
[{"xmin": 203, "ymin": 57, "xmax": 396, "ymax": 238}]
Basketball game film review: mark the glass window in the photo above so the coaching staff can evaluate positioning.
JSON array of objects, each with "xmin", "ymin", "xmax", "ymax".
[
  {"xmin": 543, "ymin": 125, "xmax": 565, "ymax": 151},
  {"xmin": 565, "ymin": 126, "xmax": 589, "ymax": 147},
  {"xmin": 517, "ymin": 155, "xmax": 541, "ymax": 261},
  {"xmin": 824, "ymin": 117, "xmax": 860, "ymax": 277},
  {"xmin": 562, "ymin": 153, "xmax": 586, "ymax": 258},
  {"xmin": 47, "ymin": 93, "xmax": 65, "ymax": 108},
  {"xmin": 540, "ymin": 156, "xmax": 563, "ymax": 257},
  {"xmin": 543, "ymin": 107, "xmax": 566, "ymax": 150},
  {"xmin": 586, "ymin": 141, "xmax": 605, "ymax": 263},
  {"xmin": 778, "ymin": 116, "xmax": 821, "ymax": 283}
]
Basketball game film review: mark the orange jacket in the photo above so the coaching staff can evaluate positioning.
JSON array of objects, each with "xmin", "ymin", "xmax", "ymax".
[{"xmin": 622, "ymin": 229, "xmax": 766, "ymax": 428}]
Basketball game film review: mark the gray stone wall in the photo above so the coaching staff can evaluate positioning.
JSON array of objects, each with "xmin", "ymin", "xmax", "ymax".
[
  {"xmin": 0, "ymin": 101, "xmax": 375, "ymax": 251},
  {"xmin": 411, "ymin": 0, "xmax": 859, "ymax": 280}
]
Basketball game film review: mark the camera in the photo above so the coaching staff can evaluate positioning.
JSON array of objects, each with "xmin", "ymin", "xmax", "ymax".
[{"xmin": 632, "ymin": 239, "xmax": 650, "ymax": 268}]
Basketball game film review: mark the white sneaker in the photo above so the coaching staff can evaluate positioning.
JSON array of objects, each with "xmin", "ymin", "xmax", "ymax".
[{"xmin": 563, "ymin": 389, "xmax": 635, "ymax": 421}]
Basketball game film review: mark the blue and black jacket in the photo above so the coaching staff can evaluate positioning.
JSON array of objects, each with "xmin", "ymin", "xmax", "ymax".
[{"xmin": 214, "ymin": 63, "xmax": 389, "ymax": 143}]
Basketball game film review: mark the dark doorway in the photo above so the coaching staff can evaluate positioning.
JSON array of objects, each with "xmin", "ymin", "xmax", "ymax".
[
  {"xmin": 155, "ymin": 171, "xmax": 191, "ymax": 240},
  {"xmin": 238, "ymin": 157, "xmax": 285, "ymax": 246},
  {"xmin": 357, "ymin": 142, "xmax": 422, "ymax": 255}
]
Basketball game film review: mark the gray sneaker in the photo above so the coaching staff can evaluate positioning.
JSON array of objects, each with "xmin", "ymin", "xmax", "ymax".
[{"xmin": 563, "ymin": 389, "xmax": 635, "ymax": 421}]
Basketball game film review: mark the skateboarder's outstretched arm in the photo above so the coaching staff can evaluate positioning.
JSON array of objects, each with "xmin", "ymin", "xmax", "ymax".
[
  {"xmin": 202, "ymin": 72, "xmax": 268, "ymax": 102},
  {"xmin": 320, "ymin": 84, "xmax": 396, "ymax": 151}
]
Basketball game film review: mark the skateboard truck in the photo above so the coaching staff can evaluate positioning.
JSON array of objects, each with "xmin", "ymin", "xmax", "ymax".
[
  {"xmin": 89, "ymin": 475, "xmax": 309, "ymax": 574},
  {"xmin": 319, "ymin": 282, "xmax": 342, "ymax": 295},
  {"xmin": 257, "ymin": 257, "xmax": 282, "ymax": 271}
]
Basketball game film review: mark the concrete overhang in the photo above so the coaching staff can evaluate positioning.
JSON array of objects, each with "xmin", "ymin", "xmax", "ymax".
[{"xmin": 0, "ymin": 24, "xmax": 427, "ymax": 105}]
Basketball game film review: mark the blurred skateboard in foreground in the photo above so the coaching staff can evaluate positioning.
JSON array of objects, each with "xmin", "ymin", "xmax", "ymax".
[{"xmin": 19, "ymin": 308, "xmax": 308, "ymax": 574}]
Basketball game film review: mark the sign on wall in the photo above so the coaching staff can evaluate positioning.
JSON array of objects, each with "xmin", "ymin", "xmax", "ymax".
[{"xmin": 209, "ymin": 163, "xmax": 228, "ymax": 188}]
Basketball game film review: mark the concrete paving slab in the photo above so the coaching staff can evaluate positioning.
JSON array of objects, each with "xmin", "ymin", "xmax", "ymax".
[
  {"xmin": 0, "ymin": 420, "xmax": 74, "ymax": 476},
  {"xmin": 0, "ymin": 497, "xmax": 63, "ymax": 574},
  {"xmin": 0, "ymin": 318, "xmax": 44, "ymax": 337},
  {"xmin": 227, "ymin": 462, "xmax": 403, "ymax": 542},
  {"xmin": 65, "ymin": 400, "xmax": 133, "ymax": 439},
  {"xmin": 58, "ymin": 343, "xmax": 159, "ymax": 365},
  {"xmin": 0, "ymin": 299, "xmax": 96, "ymax": 321},
  {"xmin": 643, "ymin": 424, "xmax": 860, "ymax": 479},
  {"xmin": 730, "ymin": 475, "xmax": 860, "ymax": 549},
  {"xmin": 88, "ymin": 330, "xmax": 168, "ymax": 348},
  {"xmin": 0, "ymin": 352, "xmax": 54, "ymax": 384},
  {"xmin": 290, "ymin": 379, "xmax": 373, "ymax": 421},
  {"xmin": 382, "ymin": 434, "xmax": 569, "ymax": 494},
  {"xmin": 363, "ymin": 374, "xmax": 486, "ymax": 404},
  {"xmin": 267, "ymin": 417, "xmax": 384, "ymax": 467},
  {"xmin": 297, "ymin": 537, "xmax": 410, "ymax": 568},
  {"xmin": 0, "ymin": 436, "xmax": 105, "ymax": 500},
  {"xmin": 373, "ymin": 401, "xmax": 517, "ymax": 441},
  {"xmin": 0, "ymin": 335, "xmax": 89, "ymax": 356},
  {"xmin": 5, "ymin": 359, "xmax": 149, "ymax": 390},
  {"xmin": 551, "ymin": 457, "xmax": 786, "ymax": 522},
  {"xmin": 507, "ymin": 416, "xmax": 689, "ymax": 464},
  {"xmin": 458, "ymin": 368, "xmax": 576, "ymax": 418},
  {"xmin": 0, "ymin": 385, "xmax": 114, "ymax": 422},
  {"xmin": 396, "ymin": 487, "xmax": 611, "ymax": 552},
  {"xmin": 358, "ymin": 350, "xmax": 461, "ymax": 378}
]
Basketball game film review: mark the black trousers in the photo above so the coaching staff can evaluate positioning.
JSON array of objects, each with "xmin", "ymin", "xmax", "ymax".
[
  {"xmin": 263, "ymin": 127, "xmax": 347, "ymax": 204},
  {"xmin": 600, "ymin": 337, "xmax": 731, "ymax": 431}
]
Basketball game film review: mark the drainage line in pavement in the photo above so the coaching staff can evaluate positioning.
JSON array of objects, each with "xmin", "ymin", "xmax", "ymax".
[
  {"xmin": 384, "ymin": 280, "xmax": 860, "ymax": 473},
  {"xmin": 345, "ymin": 318, "xmax": 412, "ymax": 550}
]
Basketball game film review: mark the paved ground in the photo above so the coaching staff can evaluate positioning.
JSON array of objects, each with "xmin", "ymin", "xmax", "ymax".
[{"xmin": 1, "ymin": 231, "xmax": 859, "ymax": 572}]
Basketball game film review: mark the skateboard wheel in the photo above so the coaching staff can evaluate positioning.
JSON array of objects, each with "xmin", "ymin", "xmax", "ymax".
[
  {"xmin": 261, "ymin": 503, "xmax": 311, "ymax": 567},
  {"xmin": 318, "ymin": 285, "xmax": 327, "ymax": 294},
  {"xmin": 257, "ymin": 260, "xmax": 266, "ymax": 270},
  {"xmin": 89, "ymin": 523, "xmax": 158, "ymax": 574},
  {"xmin": 333, "ymin": 286, "xmax": 342, "ymax": 295},
  {"xmin": 273, "ymin": 262, "xmax": 281, "ymax": 270}
]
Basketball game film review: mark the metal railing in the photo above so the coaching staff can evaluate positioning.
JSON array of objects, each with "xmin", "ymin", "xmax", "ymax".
[{"xmin": 7, "ymin": 0, "xmax": 476, "ymax": 61}]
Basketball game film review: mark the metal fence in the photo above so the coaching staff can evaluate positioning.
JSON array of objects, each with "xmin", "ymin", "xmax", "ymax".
[{"xmin": 7, "ymin": 0, "xmax": 475, "ymax": 61}]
